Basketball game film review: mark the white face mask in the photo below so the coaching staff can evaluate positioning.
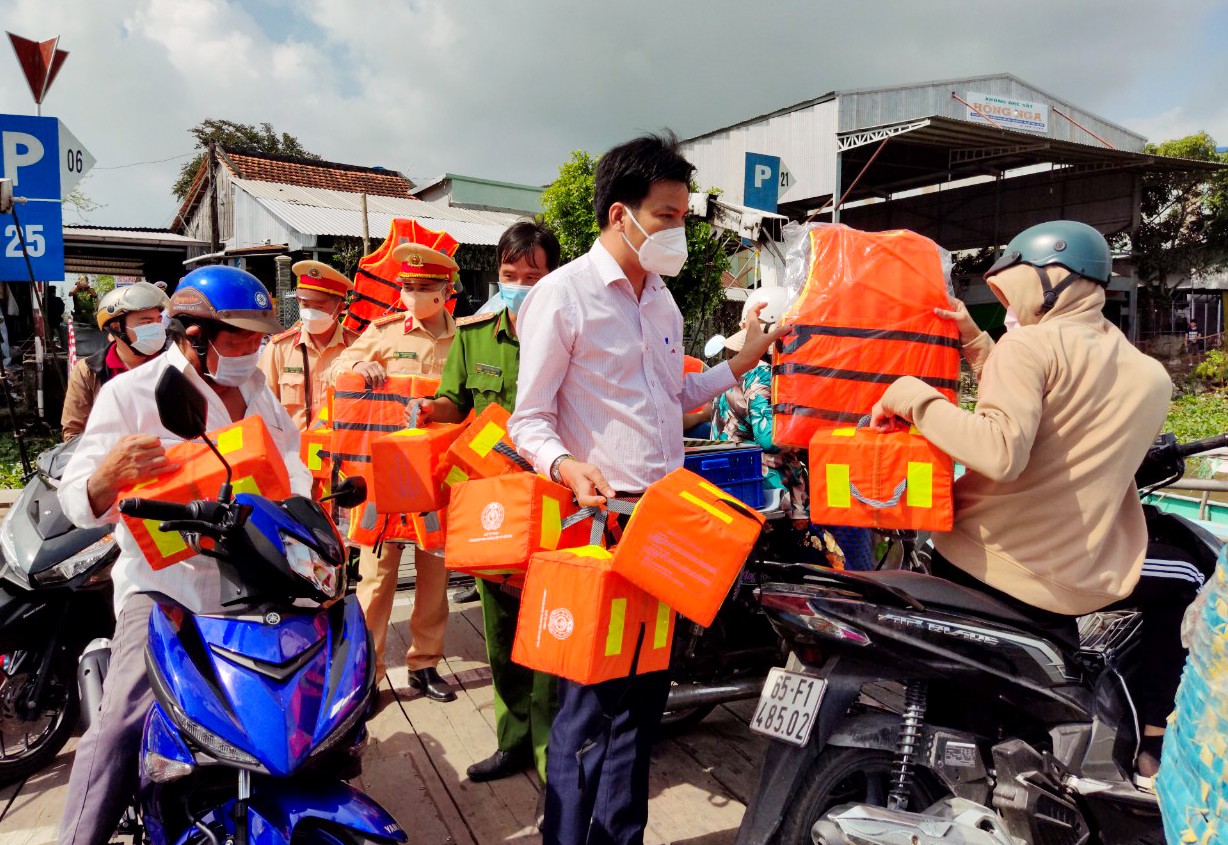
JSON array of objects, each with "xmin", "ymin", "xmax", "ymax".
[
  {"xmin": 299, "ymin": 307, "xmax": 337, "ymax": 335},
  {"xmin": 623, "ymin": 209, "xmax": 688, "ymax": 277},
  {"xmin": 208, "ymin": 343, "xmax": 261, "ymax": 387},
  {"xmin": 1004, "ymin": 307, "xmax": 1020, "ymax": 332},
  {"xmin": 128, "ymin": 322, "xmax": 166, "ymax": 356}
]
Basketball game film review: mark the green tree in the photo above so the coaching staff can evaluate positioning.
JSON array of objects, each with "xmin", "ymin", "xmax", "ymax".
[
  {"xmin": 540, "ymin": 149, "xmax": 732, "ymax": 350},
  {"xmin": 173, "ymin": 119, "xmax": 322, "ymax": 200},
  {"xmin": 1123, "ymin": 133, "xmax": 1228, "ymax": 309}
]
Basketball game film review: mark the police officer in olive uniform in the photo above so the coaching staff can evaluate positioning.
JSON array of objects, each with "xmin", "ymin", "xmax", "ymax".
[
  {"xmin": 330, "ymin": 243, "xmax": 459, "ymax": 700},
  {"xmin": 258, "ymin": 261, "xmax": 358, "ymax": 431},
  {"xmin": 411, "ymin": 221, "xmax": 561, "ymax": 783}
]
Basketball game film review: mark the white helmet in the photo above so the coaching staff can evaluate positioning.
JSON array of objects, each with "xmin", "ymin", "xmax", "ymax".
[{"xmin": 711, "ymin": 287, "xmax": 792, "ymax": 354}]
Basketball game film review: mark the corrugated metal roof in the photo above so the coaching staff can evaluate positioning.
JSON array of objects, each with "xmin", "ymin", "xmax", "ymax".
[
  {"xmin": 230, "ymin": 178, "xmax": 520, "ymax": 246},
  {"xmin": 64, "ymin": 227, "xmax": 210, "ymax": 247}
]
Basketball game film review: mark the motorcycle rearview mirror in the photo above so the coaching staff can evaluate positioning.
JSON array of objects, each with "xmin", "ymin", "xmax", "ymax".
[
  {"xmin": 154, "ymin": 366, "xmax": 235, "ymax": 502},
  {"xmin": 321, "ymin": 477, "xmax": 367, "ymax": 510}
]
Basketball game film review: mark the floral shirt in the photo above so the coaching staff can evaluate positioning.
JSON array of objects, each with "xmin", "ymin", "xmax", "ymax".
[{"xmin": 712, "ymin": 362, "xmax": 809, "ymax": 520}]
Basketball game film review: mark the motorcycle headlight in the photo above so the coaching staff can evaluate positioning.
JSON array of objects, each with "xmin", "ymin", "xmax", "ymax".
[
  {"xmin": 31, "ymin": 535, "xmax": 117, "ymax": 587},
  {"xmin": 0, "ymin": 509, "xmax": 25, "ymax": 589},
  {"xmin": 283, "ymin": 535, "xmax": 342, "ymax": 600}
]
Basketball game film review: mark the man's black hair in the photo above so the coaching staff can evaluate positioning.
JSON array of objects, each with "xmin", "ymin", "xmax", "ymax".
[
  {"xmin": 593, "ymin": 131, "xmax": 694, "ymax": 230},
  {"xmin": 498, "ymin": 220, "xmax": 562, "ymax": 272}
]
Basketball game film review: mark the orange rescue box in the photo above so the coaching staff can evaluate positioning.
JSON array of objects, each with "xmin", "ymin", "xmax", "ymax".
[
  {"xmin": 411, "ymin": 509, "xmax": 446, "ymax": 553},
  {"xmin": 444, "ymin": 403, "xmax": 530, "ymax": 482},
  {"xmin": 370, "ymin": 422, "xmax": 468, "ymax": 513},
  {"xmin": 445, "ymin": 473, "xmax": 593, "ymax": 580},
  {"xmin": 513, "ymin": 546, "xmax": 674, "ymax": 685},
  {"xmin": 612, "ymin": 468, "xmax": 765, "ymax": 627},
  {"xmin": 808, "ymin": 424, "xmax": 954, "ymax": 532},
  {"xmin": 121, "ymin": 417, "xmax": 292, "ymax": 570}
]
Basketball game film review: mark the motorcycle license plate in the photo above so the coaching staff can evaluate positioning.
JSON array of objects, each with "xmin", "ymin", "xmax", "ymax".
[{"xmin": 749, "ymin": 668, "xmax": 825, "ymax": 746}]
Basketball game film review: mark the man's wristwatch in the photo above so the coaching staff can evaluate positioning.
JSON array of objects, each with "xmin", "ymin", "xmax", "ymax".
[{"xmin": 549, "ymin": 453, "xmax": 575, "ymax": 483}]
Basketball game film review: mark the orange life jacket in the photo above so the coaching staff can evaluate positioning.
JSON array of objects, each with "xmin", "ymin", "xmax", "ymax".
[
  {"xmin": 343, "ymin": 220, "xmax": 460, "ymax": 335},
  {"xmin": 370, "ymin": 422, "xmax": 469, "ymax": 514},
  {"xmin": 772, "ymin": 225, "xmax": 960, "ymax": 448},
  {"xmin": 513, "ymin": 546, "xmax": 675, "ymax": 685}
]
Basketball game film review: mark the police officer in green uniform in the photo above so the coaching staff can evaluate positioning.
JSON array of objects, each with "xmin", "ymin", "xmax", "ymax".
[{"xmin": 410, "ymin": 221, "xmax": 562, "ymax": 784}]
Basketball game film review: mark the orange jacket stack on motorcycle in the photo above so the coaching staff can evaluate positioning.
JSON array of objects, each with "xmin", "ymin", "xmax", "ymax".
[
  {"xmin": 370, "ymin": 422, "xmax": 469, "ymax": 514},
  {"xmin": 345, "ymin": 501, "xmax": 387, "ymax": 547},
  {"xmin": 612, "ymin": 468, "xmax": 765, "ymax": 627},
  {"xmin": 444, "ymin": 473, "xmax": 593, "ymax": 582},
  {"xmin": 772, "ymin": 224, "xmax": 960, "ymax": 448},
  {"xmin": 342, "ymin": 219, "xmax": 460, "ymax": 335},
  {"xmin": 331, "ymin": 372, "xmax": 441, "ymax": 493},
  {"xmin": 512, "ymin": 546, "xmax": 675, "ymax": 685},
  {"xmin": 443, "ymin": 402, "xmax": 528, "ymax": 484},
  {"xmin": 121, "ymin": 417, "xmax": 292, "ymax": 570},
  {"xmin": 808, "ymin": 424, "xmax": 954, "ymax": 532}
]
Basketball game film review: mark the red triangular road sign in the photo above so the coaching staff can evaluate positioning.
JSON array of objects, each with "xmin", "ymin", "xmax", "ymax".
[{"xmin": 7, "ymin": 32, "xmax": 69, "ymax": 105}]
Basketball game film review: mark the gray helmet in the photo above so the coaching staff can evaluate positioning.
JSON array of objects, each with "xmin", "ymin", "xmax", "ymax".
[{"xmin": 985, "ymin": 220, "xmax": 1112, "ymax": 312}]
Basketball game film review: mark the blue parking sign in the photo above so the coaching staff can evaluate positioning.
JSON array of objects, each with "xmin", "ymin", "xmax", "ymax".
[
  {"xmin": 743, "ymin": 153, "xmax": 781, "ymax": 212},
  {"xmin": 0, "ymin": 114, "xmax": 64, "ymax": 282}
]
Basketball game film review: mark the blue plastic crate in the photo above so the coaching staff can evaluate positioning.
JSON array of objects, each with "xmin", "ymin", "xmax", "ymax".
[{"xmin": 683, "ymin": 446, "xmax": 765, "ymax": 508}]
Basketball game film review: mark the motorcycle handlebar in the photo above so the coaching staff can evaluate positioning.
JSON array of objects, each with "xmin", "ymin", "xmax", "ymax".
[
  {"xmin": 1176, "ymin": 434, "xmax": 1228, "ymax": 459},
  {"xmin": 117, "ymin": 498, "xmax": 199, "ymax": 522}
]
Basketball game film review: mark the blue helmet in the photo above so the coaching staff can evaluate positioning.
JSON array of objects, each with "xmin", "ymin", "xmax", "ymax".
[{"xmin": 169, "ymin": 265, "xmax": 281, "ymax": 334}]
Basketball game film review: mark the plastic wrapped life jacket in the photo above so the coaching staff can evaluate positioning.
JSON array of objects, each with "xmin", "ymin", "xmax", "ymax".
[
  {"xmin": 512, "ymin": 546, "xmax": 675, "ymax": 685},
  {"xmin": 809, "ymin": 422, "xmax": 954, "ymax": 532},
  {"xmin": 343, "ymin": 220, "xmax": 459, "ymax": 336},
  {"xmin": 120, "ymin": 417, "xmax": 292, "ymax": 570},
  {"xmin": 772, "ymin": 225, "xmax": 960, "ymax": 448}
]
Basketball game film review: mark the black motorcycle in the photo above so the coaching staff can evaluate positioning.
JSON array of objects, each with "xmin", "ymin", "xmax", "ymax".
[
  {"xmin": 0, "ymin": 438, "xmax": 118, "ymax": 785},
  {"xmin": 734, "ymin": 433, "xmax": 1226, "ymax": 845}
]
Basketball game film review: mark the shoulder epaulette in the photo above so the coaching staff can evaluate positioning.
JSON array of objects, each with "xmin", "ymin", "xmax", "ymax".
[
  {"xmin": 456, "ymin": 311, "xmax": 499, "ymax": 328},
  {"xmin": 270, "ymin": 324, "xmax": 300, "ymax": 343},
  {"xmin": 370, "ymin": 312, "xmax": 405, "ymax": 328},
  {"xmin": 342, "ymin": 325, "xmax": 362, "ymax": 342}
]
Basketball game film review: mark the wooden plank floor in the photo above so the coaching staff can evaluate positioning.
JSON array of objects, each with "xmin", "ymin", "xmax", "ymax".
[{"xmin": 0, "ymin": 586, "xmax": 767, "ymax": 845}]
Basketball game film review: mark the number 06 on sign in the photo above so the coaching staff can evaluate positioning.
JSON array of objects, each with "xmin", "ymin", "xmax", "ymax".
[{"xmin": 749, "ymin": 667, "xmax": 826, "ymax": 746}]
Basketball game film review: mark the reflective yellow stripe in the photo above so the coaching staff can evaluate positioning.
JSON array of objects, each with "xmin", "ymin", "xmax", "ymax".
[
  {"xmin": 231, "ymin": 475, "xmax": 262, "ymax": 496},
  {"xmin": 307, "ymin": 442, "xmax": 325, "ymax": 471},
  {"xmin": 654, "ymin": 602, "xmax": 671, "ymax": 649},
  {"xmin": 826, "ymin": 464, "xmax": 851, "ymax": 508},
  {"xmin": 605, "ymin": 598, "xmax": 627, "ymax": 656},
  {"xmin": 697, "ymin": 480, "xmax": 736, "ymax": 504},
  {"xmin": 540, "ymin": 496, "xmax": 562, "ymax": 549},
  {"xmin": 571, "ymin": 545, "xmax": 612, "ymax": 559},
  {"xmin": 832, "ymin": 427, "xmax": 856, "ymax": 437},
  {"xmin": 468, "ymin": 422, "xmax": 505, "ymax": 458},
  {"xmin": 680, "ymin": 491, "xmax": 733, "ymax": 524},
  {"xmin": 146, "ymin": 520, "xmax": 188, "ymax": 557},
  {"xmin": 216, "ymin": 427, "xmax": 244, "ymax": 455},
  {"xmin": 906, "ymin": 463, "xmax": 933, "ymax": 509},
  {"xmin": 444, "ymin": 465, "xmax": 469, "ymax": 487}
]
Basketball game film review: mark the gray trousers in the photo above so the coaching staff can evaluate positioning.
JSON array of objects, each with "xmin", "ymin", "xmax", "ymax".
[{"xmin": 58, "ymin": 593, "xmax": 155, "ymax": 845}]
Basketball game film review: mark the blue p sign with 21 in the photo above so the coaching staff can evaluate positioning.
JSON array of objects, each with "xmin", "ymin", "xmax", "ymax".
[{"xmin": 0, "ymin": 114, "xmax": 64, "ymax": 282}]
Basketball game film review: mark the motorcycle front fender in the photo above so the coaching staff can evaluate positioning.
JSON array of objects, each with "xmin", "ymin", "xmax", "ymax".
[
  {"xmin": 173, "ymin": 779, "xmax": 407, "ymax": 845},
  {"xmin": 734, "ymin": 665, "xmax": 866, "ymax": 845}
]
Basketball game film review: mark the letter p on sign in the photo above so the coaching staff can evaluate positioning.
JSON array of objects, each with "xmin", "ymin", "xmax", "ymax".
[
  {"xmin": 2, "ymin": 132, "xmax": 44, "ymax": 188},
  {"xmin": 754, "ymin": 164, "xmax": 772, "ymax": 188}
]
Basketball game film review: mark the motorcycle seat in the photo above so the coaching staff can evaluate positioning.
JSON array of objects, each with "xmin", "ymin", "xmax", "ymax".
[{"xmin": 850, "ymin": 569, "xmax": 1037, "ymax": 629}]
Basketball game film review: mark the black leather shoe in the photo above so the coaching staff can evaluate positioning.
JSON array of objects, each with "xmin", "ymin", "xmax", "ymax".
[
  {"xmin": 466, "ymin": 749, "xmax": 530, "ymax": 782},
  {"xmin": 408, "ymin": 667, "xmax": 457, "ymax": 702},
  {"xmin": 452, "ymin": 584, "xmax": 480, "ymax": 603}
]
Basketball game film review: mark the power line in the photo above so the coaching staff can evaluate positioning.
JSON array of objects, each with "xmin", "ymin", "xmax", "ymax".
[{"xmin": 93, "ymin": 151, "xmax": 196, "ymax": 170}]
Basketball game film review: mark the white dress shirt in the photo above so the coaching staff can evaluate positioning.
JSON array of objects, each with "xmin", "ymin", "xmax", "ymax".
[
  {"xmin": 510, "ymin": 240, "xmax": 735, "ymax": 492},
  {"xmin": 59, "ymin": 343, "xmax": 312, "ymax": 616}
]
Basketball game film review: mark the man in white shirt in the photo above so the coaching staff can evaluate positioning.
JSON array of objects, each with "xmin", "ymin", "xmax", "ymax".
[
  {"xmin": 57, "ymin": 266, "xmax": 310, "ymax": 845},
  {"xmin": 510, "ymin": 133, "xmax": 785, "ymax": 845}
]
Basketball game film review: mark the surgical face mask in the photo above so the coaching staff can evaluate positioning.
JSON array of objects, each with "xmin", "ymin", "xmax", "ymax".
[
  {"xmin": 1004, "ymin": 307, "xmax": 1020, "ymax": 332},
  {"xmin": 128, "ymin": 322, "xmax": 166, "ymax": 356},
  {"xmin": 208, "ymin": 343, "xmax": 261, "ymax": 387},
  {"xmin": 622, "ymin": 209, "xmax": 688, "ymax": 276},
  {"xmin": 401, "ymin": 287, "xmax": 446, "ymax": 321},
  {"xmin": 497, "ymin": 282, "xmax": 533, "ymax": 315},
  {"xmin": 299, "ymin": 306, "xmax": 337, "ymax": 335}
]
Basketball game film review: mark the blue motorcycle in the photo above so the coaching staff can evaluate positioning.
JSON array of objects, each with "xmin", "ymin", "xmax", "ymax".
[{"xmin": 115, "ymin": 366, "xmax": 406, "ymax": 845}]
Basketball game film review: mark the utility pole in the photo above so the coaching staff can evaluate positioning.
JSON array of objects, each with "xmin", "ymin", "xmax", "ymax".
[
  {"xmin": 208, "ymin": 140, "xmax": 221, "ymax": 256},
  {"xmin": 360, "ymin": 192, "xmax": 371, "ymax": 254}
]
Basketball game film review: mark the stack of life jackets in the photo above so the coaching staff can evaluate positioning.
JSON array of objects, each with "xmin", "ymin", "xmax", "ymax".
[
  {"xmin": 772, "ymin": 225, "xmax": 960, "ymax": 532},
  {"xmin": 342, "ymin": 220, "xmax": 459, "ymax": 336}
]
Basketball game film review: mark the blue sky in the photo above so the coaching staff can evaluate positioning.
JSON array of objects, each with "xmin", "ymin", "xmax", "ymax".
[{"xmin": 2, "ymin": 0, "xmax": 1226, "ymax": 228}]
